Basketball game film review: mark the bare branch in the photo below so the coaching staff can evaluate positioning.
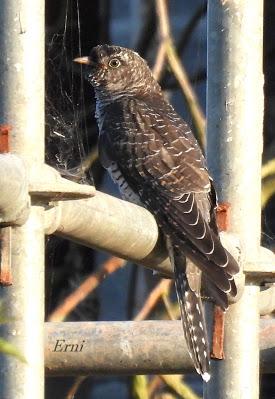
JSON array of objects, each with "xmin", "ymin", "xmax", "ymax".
[
  {"xmin": 48, "ymin": 256, "xmax": 125, "ymax": 322},
  {"xmin": 161, "ymin": 293, "xmax": 176, "ymax": 320},
  {"xmin": 65, "ymin": 377, "xmax": 87, "ymax": 399},
  {"xmin": 159, "ymin": 375, "xmax": 201, "ymax": 399},
  {"xmin": 155, "ymin": 0, "xmax": 206, "ymax": 148},
  {"xmin": 152, "ymin": 43, "xmax": 167, "ymax": 81},
  {"xmin": 134, "ymin": 279, "xmax": 172, "ymax": 321}
]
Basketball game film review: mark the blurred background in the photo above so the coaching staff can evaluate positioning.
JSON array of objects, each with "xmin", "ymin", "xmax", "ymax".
[{"xmin": 44, "ymin": 1, "xmax": 275, "ymax": 398}]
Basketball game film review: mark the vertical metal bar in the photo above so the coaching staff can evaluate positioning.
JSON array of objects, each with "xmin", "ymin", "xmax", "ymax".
[
  {"xmin": 205, "ymin": 1, "xmax": 263, "ymax": 398},
  {"xmin": 0, "ymin": 0, "xmax": 45, "ymax": 398}
]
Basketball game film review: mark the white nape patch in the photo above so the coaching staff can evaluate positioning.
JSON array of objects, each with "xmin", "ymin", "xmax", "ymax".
[{"xmin": 202, "ymin": 372, "xmax": 211, "ymax": 382}]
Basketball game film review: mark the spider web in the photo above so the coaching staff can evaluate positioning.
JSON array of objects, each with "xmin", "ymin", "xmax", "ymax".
[
  {"xmin": 45, "ymin": 0, "xmax": 95, "ymax": 185},
  {"xmin": 45, "ymin": 0, "xmax": 99, "ymax": 323}
]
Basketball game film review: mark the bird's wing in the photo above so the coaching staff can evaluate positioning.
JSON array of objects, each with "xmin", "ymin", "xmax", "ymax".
[
  {"xmin": 121, "ymin": 98, "xmax": 238, "ymax": 302},
  {"xmin": 98, "ymin": 97, "xmax": 238, "ymax": 305},
  {"xmin": 98, "ymin": 98, "xmax": 209, "ymax": 193}
]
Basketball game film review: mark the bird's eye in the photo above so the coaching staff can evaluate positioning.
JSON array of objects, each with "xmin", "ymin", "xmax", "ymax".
[{"xmin": 108, "ymin": 58, "xmax": 121, "ymax": 68}]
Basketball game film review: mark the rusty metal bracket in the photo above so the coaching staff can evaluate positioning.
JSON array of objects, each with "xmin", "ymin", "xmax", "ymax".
[
  {"xmin": 0, "ymin": 124, "xmax": 11, "ymax": 153},
  {"xmin": 211, "ymin": 202, "xmax": 231, "ymax": 360},
  {"xmin": 0, "ymin": 125, "xmax": 12, "ymax": 285},
  {"xmin": 0, "ymin": 227, "xmax": 12, "ymax": 285}
]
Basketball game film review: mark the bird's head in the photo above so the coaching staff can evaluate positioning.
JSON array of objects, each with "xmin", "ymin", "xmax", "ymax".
[{"xmin": 74, "ymin": 44, "xmax": 161, "ymax": 98}]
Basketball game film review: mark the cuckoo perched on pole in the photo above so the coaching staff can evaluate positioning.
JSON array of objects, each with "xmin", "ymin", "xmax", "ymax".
[{"xmin": 74, "ymin": 45, "xmax": 239, "ymax": 381}]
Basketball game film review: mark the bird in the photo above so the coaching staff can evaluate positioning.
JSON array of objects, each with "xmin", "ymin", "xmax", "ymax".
[{"xmin": 74, "ymin": 44, "xmax": 239, "ymax": 381}]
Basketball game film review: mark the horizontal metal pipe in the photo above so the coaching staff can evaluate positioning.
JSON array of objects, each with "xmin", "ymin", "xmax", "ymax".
[
  {"xmin": 45, "ymin": 319, "xmax": 275, "ymax": 376},
  {"xmin": 51, "ymin": 191, "xmax": 274, "ymax": 285},
  {"xmin": 53, "ymin": 192, "xmax": 173, "ymax": 277},
  {"xmin": 0, "ymin": 152, "xmax": 273, "ymax": 279}
]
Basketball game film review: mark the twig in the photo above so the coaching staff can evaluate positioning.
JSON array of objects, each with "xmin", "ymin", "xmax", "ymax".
[
  {"xmin": 262, "ymin": 177, "xmax": 275, "ymax": 208},
  {"xmin": 80, "ymin": 146, "xmax": 99, "ymax": 170},
  {"xmin": 152, "ymin": 0, "xmax": 169, "ymax": 81},
  {"xmin": 132, "ymin": 375, "xmax": 149, "ymax": 399},
  {"xmin": 152, "ymin": 43, "xmax": 167, "ymax": 81},
  {"xmin": 148, "ymin": 375, "xmax": 163, "ymax": 398},
  {"xmin": 161, "ymin": 293, "xmax": 176, "ymax": 320},
  {"xmin": 134, "ymin": 279, "xmax": 172, "ymax": 321},
  {"xmin": 155, "ymin": 0, "xmax": 206, "ymax": 148},
  {"xmin": 65, "ymin": 376, "xmax": 87, "ymax": 399},
  {"xmin": 160, "ymin": 3, "xmax": 207, "ymax": 86},
  {"xmin": 159, "ymin": 375, "xmax": 200, "ymax": 399},
  {"xmin": 155, "ymin": 394, "xmax": 177, "ymax": 399},
  {"xmin": 48, "ymin": 256, "xmax": 125, "ymax": 322},
  {"xmin": 162, "ymin": 68, "xmax": 206, "ymax": 91},
  {"xmin": 262, "ymin": 158, "xmax": 275, "ymax": 179},
  {"xmin": 59, "ymin": 147, "xmax": 99, "ymax": 183}
]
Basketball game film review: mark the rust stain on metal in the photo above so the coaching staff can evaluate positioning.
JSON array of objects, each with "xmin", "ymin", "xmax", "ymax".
[
  {"xmin": 0, "ymin": 227, "xmax": 12, "ymax": 285},
  {"xmin": 0, "ymin": 124, "xmax": 11, "ymax": 153},
  {"xmin": 210, "ymin": 202, "xmax": 231, "ymax": 358},
  {"xmin": 211, "ymin": 305, "xmax": 225, "ymax": 360},
  {"xmin": 216, "ymin": 202, "xmax": 231, "ymax": 232},
  {"xmin": 0, "ymin": 125, "xmax": 12, "ymax": 285}
]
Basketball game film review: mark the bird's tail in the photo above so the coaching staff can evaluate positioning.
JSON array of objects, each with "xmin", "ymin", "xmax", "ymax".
[{"xmin": 169, "ymin": 243, "xmax": 211, "ymax": 382}]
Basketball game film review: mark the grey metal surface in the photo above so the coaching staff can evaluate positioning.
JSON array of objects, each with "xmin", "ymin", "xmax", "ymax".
[
  {"xmin": 259, "ymin": 285, "xmax": 275, "ymax": 316},
  {"xmin": 45, "ymin": 319, "xmax": 275, "ymax": 376},
  {"xmin": 0, "ymin": 154, "xmax": 30, "ymax": 225},
  {"xmin": 0, "ymin": 0, "xmax": 45, "ymax": 398},
  {"xmin": 206, "ymin": 0, "xmax": 263, "ymax": 398},
  {"xmin": 53, "ymin": 191, "xmax": 173, "ymax": 277},
  {"xmin": 50, "ymin": 191, "xmax": 274, "ymax": 279}
]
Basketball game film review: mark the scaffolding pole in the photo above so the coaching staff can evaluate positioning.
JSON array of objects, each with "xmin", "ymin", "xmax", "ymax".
[
  {"xmin": 45, "ymin": 319, "xmax": 275, "ymax": 376},
  {"xmin": 0, "ymin": 0, "xmax": 45, "ymax": 398},
  {"xmin": 206, "ymin": 1, "xmax": 263, "ymax": 398}
]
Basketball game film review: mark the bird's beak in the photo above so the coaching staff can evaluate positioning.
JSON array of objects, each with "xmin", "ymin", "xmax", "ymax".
[{"xmin": 73, "ymin": 56, "xmax": 92, "ymax": 65}]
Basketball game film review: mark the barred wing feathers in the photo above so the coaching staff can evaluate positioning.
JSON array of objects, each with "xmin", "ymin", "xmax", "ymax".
[
  {"xmin": 99, "ymin": 97, "xmax": 238, "ymax": 302},
  {"xmin": 99, "ymin": 95, "xmax": 239, "ymax": 380}
]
